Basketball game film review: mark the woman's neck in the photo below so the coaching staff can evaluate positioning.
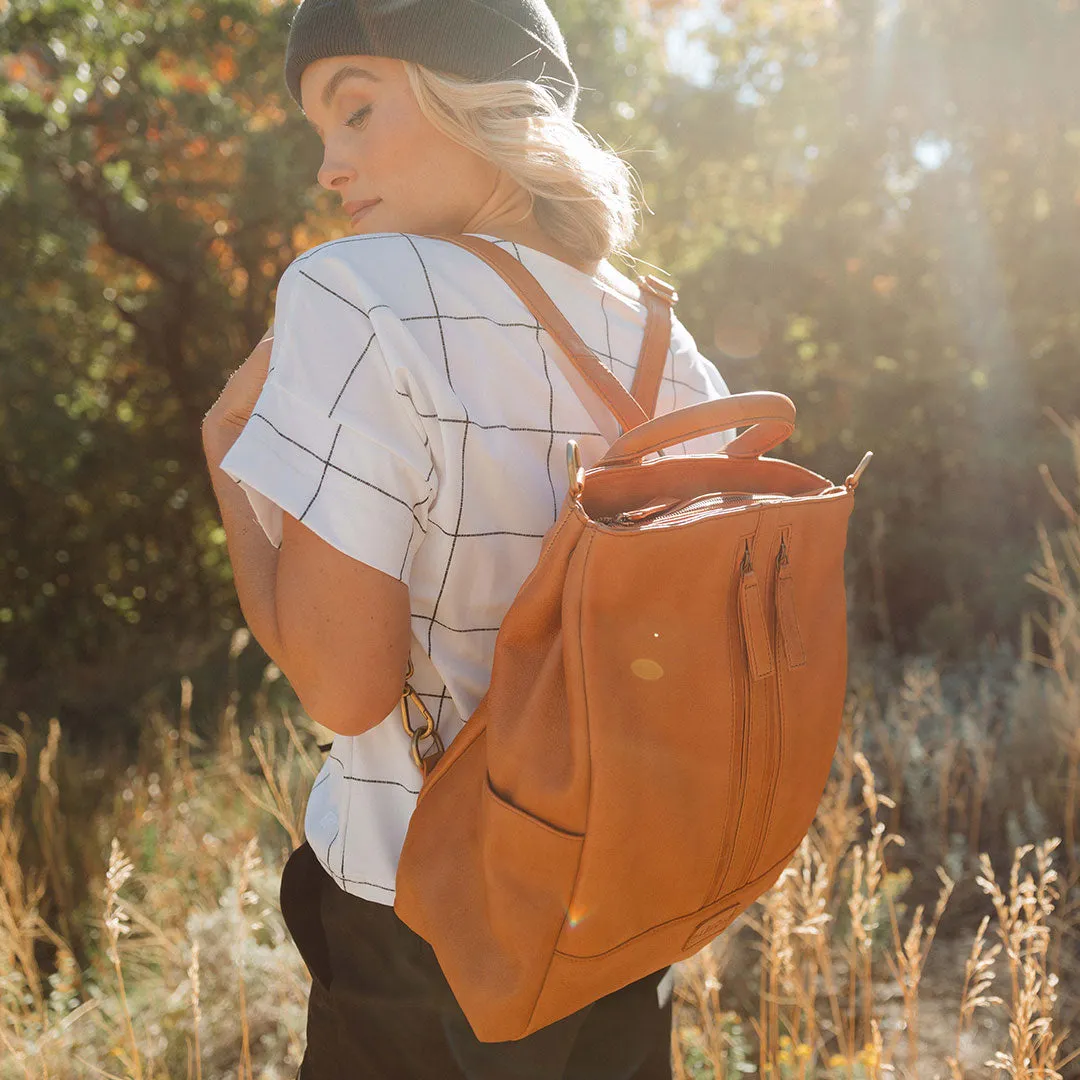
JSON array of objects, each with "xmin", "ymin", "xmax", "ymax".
[
  {"xmin": 461, "ymin": 172, "xmax": 603, "ymax": 277},
  {"xmin": 473, "ymin": 222, "xmax": 603, "ymax": 278}
]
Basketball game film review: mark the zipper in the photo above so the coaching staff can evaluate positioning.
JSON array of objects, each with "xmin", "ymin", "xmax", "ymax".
[
  {"xmin": 711, "ymin": 535, "xmax": 792, "ymax": 901},
  {"xmin": 705, "ymin": 540, "xmax": 756, "ymax": 904},
  {"xmin": 722, "ymin": 540, "xmax": 777, "ymax": 895},
  {"xmin": 739, "ymin": 535, "xmax": 791, "ymax": 885},
  {"xmin": 595, "ymin": 491, "xmax": 790, "ymax": 528}
]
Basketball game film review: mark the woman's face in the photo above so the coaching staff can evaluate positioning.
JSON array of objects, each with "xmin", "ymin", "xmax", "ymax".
[{"xmin": 299, "ymin": 55, "xmax": 504, "ymax": 236}]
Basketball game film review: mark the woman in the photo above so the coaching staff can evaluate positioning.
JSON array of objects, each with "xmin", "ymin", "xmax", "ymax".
[{"xmin": 202, "ymin": 0, "xmax": 734, "ymax": 1076}]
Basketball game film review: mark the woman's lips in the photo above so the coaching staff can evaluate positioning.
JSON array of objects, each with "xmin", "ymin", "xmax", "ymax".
[{"xmin": 347, "ymin": 199, "xmax": 381, "ymax": 225}]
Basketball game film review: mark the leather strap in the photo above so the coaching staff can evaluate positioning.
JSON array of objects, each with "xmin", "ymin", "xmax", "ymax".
[
  {"xmin": 597, "ymin": 392, "xmax": 796, "ymax": 467},
  {"xmin": 431, "ymin": 234, "xmax": 653, "ymax": 442},
  {"xmin": 629, "ymin": 277, "xmax": 677, "ymax": 421}
]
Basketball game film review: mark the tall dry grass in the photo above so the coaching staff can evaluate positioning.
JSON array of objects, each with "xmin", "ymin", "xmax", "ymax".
[
  {"xmin": 0, "ymin": 419, "xmax": 1077, "ymax": 1078},
  {"xmin": 0, "ymin": 640, "xmax": 321, "ymax": 1080},
  {"xmin": 670, "ymin": 731, "xmax": 1074, "ymax": 1079}
]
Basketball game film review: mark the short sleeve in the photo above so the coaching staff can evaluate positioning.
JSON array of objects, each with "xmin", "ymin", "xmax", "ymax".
[
  {"xmin": 670, "ymin": 314, "xmax": 735, "ymax": 452},
  {"xmin": 218, "ymin": 256, "xmax": 437, "ymax": 585}
]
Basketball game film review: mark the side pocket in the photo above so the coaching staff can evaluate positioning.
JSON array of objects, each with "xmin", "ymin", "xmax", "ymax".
[
  {"xmin": 484, "ymin": 775, "xmax": 585, "ymax": 842},
  {"xmin": 475, "ymin": 775, "xmax": 585, "ymax": 1035}
]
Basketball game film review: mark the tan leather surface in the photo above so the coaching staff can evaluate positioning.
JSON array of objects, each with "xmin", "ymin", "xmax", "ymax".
[
  {"xmin": 598, "ymin": 392, "xmax": 797, "ymax": 467},
  {"xmin": 629, "ymin": 280, "xmax": 675, "ymax": 420},
  {"xmin": 394, "ymin": 235, "xmax": 859, "ymax": 1043}
]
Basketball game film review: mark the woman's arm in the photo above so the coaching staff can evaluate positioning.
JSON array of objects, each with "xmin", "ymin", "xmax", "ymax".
[
  {"xmin": 203, "ymin": 418, "xmax": 412, "ymax": 738},
  {"xmin": 202, "ymin": 418, "xmax": 289, "ymax": 684}
]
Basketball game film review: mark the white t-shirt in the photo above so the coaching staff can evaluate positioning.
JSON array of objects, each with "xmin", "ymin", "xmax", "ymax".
[{"xmin": 220, "ymin": 231, "xmax": 732, "ymax": 905}]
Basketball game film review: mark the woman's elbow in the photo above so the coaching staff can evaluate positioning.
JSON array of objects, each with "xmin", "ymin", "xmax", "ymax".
[{"xmin": 304, "ymin": 681, "xmax": 400, "ymax": 738}]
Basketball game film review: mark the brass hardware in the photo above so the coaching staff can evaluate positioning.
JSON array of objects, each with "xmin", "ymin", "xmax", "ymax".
[
  {"xmin": 566, "ymin": 441, "xmax": 585, "ymax": 502},
  {"xmin": 400, "ymin": 657, "xmax": 444, "ymax": 776},
  {"xmin": 845, "ymin": 451, "xmax": 874, "ymax": 492}
]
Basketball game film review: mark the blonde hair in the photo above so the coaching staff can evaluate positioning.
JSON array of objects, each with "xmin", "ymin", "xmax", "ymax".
[{"xmin": 402, "ymin": 61, "xmax": 642, "ymax": 265}]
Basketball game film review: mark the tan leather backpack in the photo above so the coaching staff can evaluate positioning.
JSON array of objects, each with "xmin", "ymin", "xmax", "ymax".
[{"xmin": 393, "ymin": 234, "xmax": 871, "ymax": 1042}]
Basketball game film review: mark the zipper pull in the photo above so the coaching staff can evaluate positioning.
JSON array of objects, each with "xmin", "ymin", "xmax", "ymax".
[
  {"xmin": 738, "ymin": 542, "xmax": 774, "ymax": 680},
  {"xmin": 741, "ymin": 539, "xmax": 753, "ymax": 574},
  {"xmin": 600, "ymin": 497, "xmax": 683, "ymax": 526},
  {"xmin": 618, "ymin": 502, "xmax": 678, "ymax": 523},
  {"xmin": 775, "ymin": 532, "xmax": 807, "ymax": 668}
]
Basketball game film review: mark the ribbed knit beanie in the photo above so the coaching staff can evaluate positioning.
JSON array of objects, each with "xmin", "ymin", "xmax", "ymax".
[{"xmin": 284, "ymin": 0, "xmax": 580, "ymax": 116}]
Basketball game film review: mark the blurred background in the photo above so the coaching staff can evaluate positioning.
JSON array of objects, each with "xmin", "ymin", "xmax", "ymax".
[
  {"xmin": 2, "ymin": 0, "xmax": 1078, "ymax": 737},
  {"xmin": 3, "ymin": 1, "xmax": 1080, "ymax": 1075}
]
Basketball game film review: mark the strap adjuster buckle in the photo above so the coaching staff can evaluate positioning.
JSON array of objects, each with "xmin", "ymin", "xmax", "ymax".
[{"xmin": 640, "ymin": 274, "xmax": 679, "ymax": 305}]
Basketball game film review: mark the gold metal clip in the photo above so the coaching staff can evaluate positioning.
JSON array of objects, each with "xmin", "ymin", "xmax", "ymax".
[
  {"xmin": 400, "ymin": 657, "xmax": 444, "ymax": 776},
  {"xmin": 566, "ymin": 441, "xmax": 585, "ymax": 502}
]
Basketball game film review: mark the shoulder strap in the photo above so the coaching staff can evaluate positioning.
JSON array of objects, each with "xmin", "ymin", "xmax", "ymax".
[
  {"xmin": 431, "ymin": 234, "xmax": 673, "ymax": 442},
  {"xmin": 630, "ymin": 275, "xmax": 678, "ymax": 420}
]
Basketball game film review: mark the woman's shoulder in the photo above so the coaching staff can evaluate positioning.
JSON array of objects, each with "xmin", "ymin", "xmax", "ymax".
[
  {"xmin": 287, "ymin": 231, "xmax": 520, "ymax": 281},
  {"xmin": 284, "ymin": 232, "xmax": 441, "ymax": 291},
  {"xmin": 281, "ymin": 232, "xmax": 544, "ymax": 323}
]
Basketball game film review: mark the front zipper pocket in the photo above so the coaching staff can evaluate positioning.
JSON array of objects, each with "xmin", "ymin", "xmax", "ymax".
[
  {"xmin": 741, "ymin": 535, "xmax": 794, "ymax": 883},
  {"xmin": 706, "ymin": 540, "xmax": 759, "ymax": 903},
  {"xmin": 709, "ymin": 537, "xmax": 786, "ymax": 902}
]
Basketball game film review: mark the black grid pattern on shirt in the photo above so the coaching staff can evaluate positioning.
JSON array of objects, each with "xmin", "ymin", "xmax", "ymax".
[
  {"xmin": 269, "ymin": 236, "xmax": 709, "ymax": 535},
  {"xmin": 263, "ymin": 232, "xmax": 717, "ymax": 895}
]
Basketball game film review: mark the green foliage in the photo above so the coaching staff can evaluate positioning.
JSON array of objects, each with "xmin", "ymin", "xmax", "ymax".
[
  {"xmin": 658, "ymin": 0, "xmax": 1080, "ymax": 655},
  {"xmin": 2, "ymin": 0, "xmax": 1079, "ymax": 731},
  {"xmin": 1, "ymin": 0, "xmax": 332, "ymax": 731}
]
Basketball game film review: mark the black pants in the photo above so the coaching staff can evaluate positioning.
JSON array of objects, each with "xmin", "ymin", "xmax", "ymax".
[{"xmin": 280, "ymin": 840, "xmax": 674, "ymax": 1079}]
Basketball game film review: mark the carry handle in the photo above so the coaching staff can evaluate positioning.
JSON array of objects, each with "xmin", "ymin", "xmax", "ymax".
[{"xmin": 595, "ymin": 392, "xmax": 796, "ymax": 467}]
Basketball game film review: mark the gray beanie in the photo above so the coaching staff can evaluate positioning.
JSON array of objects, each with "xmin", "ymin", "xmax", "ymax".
[{"xmin": 284, "ymin": 0, "xmax": 580, "ymax": 116}]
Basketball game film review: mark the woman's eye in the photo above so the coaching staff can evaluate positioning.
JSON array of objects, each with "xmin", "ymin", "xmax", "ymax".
[{"xmin": 346, "ymin": 106, "xmax": 371, "ymax": 129}]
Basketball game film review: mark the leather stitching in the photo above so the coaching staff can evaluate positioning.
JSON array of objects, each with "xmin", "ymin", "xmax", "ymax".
[
  {"xmin": 682, "ymin": 904, "xmax": 739, "ymax": 951},
  {"xmin": 552, "ymin": 842, "xmax": 801, "ymax": 961},
  {"xmin": 739, "ymin": 577, "xmax": 762, "ymax": 677},
  {"xmin": 524, "ymin": 526, "xmax": 596, "ymax": 1033},
  {"xmin": 603, "ymin": 414, "xmax": 795, "ymax": 466}
]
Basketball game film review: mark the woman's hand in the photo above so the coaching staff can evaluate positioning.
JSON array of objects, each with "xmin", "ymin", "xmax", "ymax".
[{"xmin": 203, "ymin": 331, "xmax": 274, "ymax": 441}]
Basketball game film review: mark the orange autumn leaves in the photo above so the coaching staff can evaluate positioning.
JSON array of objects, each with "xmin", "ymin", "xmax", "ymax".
[{"xmin": 155, "ymin": 45, "xmax": 238, "ymax": 94}]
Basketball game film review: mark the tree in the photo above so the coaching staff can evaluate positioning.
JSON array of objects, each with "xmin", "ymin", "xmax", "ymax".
[{"xmin": 2, "ymin": 0, "xmax": 1078, "ymax": 738}]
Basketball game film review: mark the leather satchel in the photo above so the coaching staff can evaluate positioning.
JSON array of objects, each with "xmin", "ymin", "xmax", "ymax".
[{"xmin": 393, "ymin": 233, "xmax": 870, "ymax": 1042}]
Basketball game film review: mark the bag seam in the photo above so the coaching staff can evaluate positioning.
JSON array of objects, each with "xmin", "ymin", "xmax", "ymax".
[
  {"xmin": 414, "ymin": 507, "xmax": 581, "ymax": 803},
  {"xmin": 523, "ymin": 526, "xmax": 597, "ymax": 1033},
  {"xmin": 552, "ymin": 841, "xmax": 801, "ymax": 962},
  {"xmin": 705, "ymin": 525, "xmax": 760, "ymax": 904}
]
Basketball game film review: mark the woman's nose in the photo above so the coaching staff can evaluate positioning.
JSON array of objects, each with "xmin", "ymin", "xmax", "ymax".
[{"xmin": 317, "ymin": 146, "xmax": 355, "ymax": 192}]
